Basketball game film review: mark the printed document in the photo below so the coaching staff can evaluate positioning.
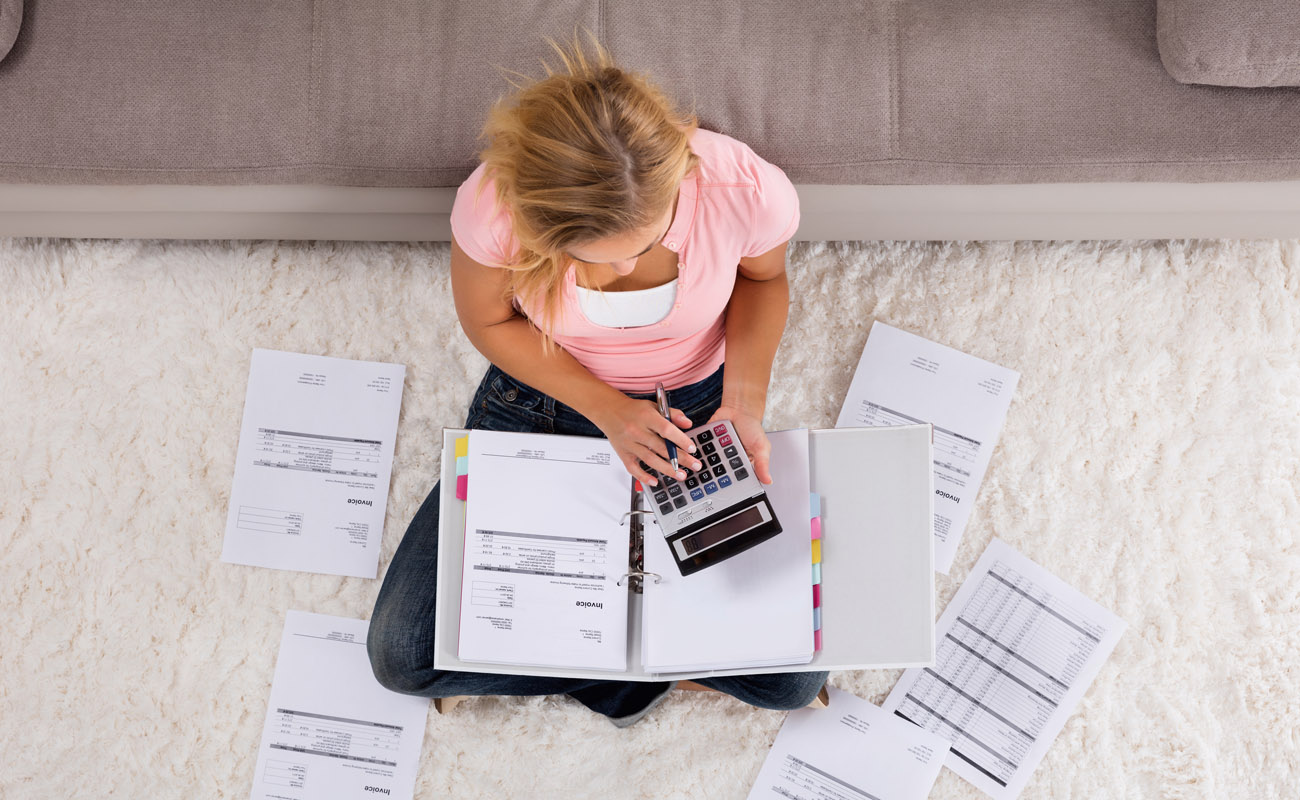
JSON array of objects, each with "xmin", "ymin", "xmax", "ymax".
[
  {"xmin": 250, "ymin": 611, "xmax": 429, "ymax": 800},
  {"xmin": 641, "ymin": 428, "xmax": 814, "ymax": 672},
  {"xmin": 222, "ymin": 349, "xmax": 405, "ymax": 578},
  {"xmin": 457, "ymin": 430, "xmax": 631, "ymax": 671},
  {"xmin": 883, "ymin": 539, "xmax": 1126, "ymax": 800},
  {"xmin": 835, "ymin": 322, "xmax": 1019, "ymax": 573},
  {"xmin": 747, "ymin": 687, "xmax": 946, "ymax": 800}
]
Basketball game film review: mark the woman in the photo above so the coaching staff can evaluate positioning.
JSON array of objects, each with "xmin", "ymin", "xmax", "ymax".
[{"xmin": 367, "ymin": 39, "xmax": 827, "ymax": 727}]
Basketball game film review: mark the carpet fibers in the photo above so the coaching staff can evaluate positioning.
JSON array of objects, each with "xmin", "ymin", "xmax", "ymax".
[{"xmin": 2, "ymin": 237, "xmax": 1297, "ymax": 798}]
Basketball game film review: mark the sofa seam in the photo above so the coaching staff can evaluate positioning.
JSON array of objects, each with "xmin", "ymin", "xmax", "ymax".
[
  {"xmin": 309, "ymin": 0, "xmax": 322, "ymax": 163},
  {"xmin": 9, "ymin": 156, "xmax": 1300, "ymax": 173},
  {"xmin": 888, "ymin": 0, "xmax": 900, "ymax": 159}
]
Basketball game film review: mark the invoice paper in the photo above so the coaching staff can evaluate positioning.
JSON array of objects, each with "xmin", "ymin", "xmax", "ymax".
[
  {"xmin": 458, "ymin": 430, "xmax": 631, "ymax": 672},
  {"xmin": 222, "ymin": 349, "xmax": 405, "ymax": 578},
  {"xmin": 882, "ymin": 539, "xmax": 1126, "ymax": 800},
  {"xmin": 746, "ymin": 687, "xmax": 947, "ymax": 800},
  {"xmin": 641, "ymin": 428, "xmax": 813, "ymax": 672},
  {"xmin": 250, "ymin": 611, "xmax": 429, "ymax": 800},
  {"xmin": 835, "ymin": 322, "xmax": 1019, "ymax": 573}
]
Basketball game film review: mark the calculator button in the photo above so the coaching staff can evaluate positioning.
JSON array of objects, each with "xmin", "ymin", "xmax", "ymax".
[
  {"xmin": 654, "ymin": 490, "xmax": 668, "ymax": 503},
  {"xmin": 662, "ymin": 475, "xmax": 677, "ymax": 486},
  {"xmin": 667, "ymin": 484, "xmax": 682, "ymax": 497},
  {"xmin": 729, "ymin": 457, "xmax": 744, "ymax": 470},
  {"xmin": 703, "ymin": 482, "xmax": 719, "ymax": 494},
  {"xmin": 685, "ymin": 476, "xmax": 699, "ymax": 489},
  {"xmin": 673, "ymin": 496, "xmax": 687, "ymax": 509},
  {"xmin": 718, "ymin": 475, "xmax": 732, "ymax": 489},
  {"xmin": 713, "ymin": 424, "xmax": 727, "ymax": 435},
  {"xmin": 706, "ymin": 452, "xmax": 722, "ymax": 466},
  {"xmin": 702, "ymin": 441, "xmax": 716, "ymax": 455},
  {"xmin": 658, "ymin": 502, "xmax": 674, "ymax": 515},
  {"xmin": 723, "ymin": 445, "xmax": 738, "ymax": 458},
  {"xmin": 697, "ymin": 430, "xmax": 713, "ymax": 444},
  {"xmin": 734, "ymin": 467, "xmax": 749, "ymax": 481},
  {"xmin": 718, "ymin": 434, "xmax": 733, "ymax": 447},
  {"xmin": 697, "ymin": 468, "xmax": 712, "ymax": 482},
  {"xmin": 689, "ymin": 488, "xmax": 704, "ymax": 501},
  {"xmin": 712, "ymin": 463, "xmax": 726, "ymax": 477}
]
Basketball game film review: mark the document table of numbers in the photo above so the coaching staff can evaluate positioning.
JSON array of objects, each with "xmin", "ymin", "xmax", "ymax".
[{"xmin": 883, "ymin": 539, "xmax": 1125, "ymax": 800}]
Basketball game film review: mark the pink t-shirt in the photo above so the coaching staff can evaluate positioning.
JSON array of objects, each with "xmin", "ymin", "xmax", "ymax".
[{"xmin": 450, "ymin": 128, "xmax": 800, "ymax": 392}]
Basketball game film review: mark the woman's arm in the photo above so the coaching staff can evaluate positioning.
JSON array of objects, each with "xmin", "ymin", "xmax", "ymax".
[
  {"xmin": 709, "ymin": 241, "xmax": 791, "ymax": 484},
  {"xmin": 450, "ymin": 238, "xmax": 699, "ymax": 485}
]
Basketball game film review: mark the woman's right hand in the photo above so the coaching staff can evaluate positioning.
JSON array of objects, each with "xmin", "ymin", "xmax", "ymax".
[{"xmin": 592, "ymin": 395, "xmax": 702, "ymax": 487}]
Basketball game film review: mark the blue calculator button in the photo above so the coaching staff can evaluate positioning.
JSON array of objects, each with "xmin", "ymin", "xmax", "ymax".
[
  {"xmin": 689, "ymin": 488, "xmax": 704, "ymax": 501},
  {"xmin": 704, "ymin": 482, "xmax": 719, "ymax": 495},
  {"xmin": 717, "ymin": 475, "xmax": 732, "ymax": 488}
]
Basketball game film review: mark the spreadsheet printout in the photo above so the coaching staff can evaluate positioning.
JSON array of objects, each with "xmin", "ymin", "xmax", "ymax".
[
  {"xmin": 250, "ymin": 611, "xmax": 429, "ymax": 800},
  {"xmin": 222, "ymin": 349, "xmax": 405, "ymax": 578},
  {"xmin": 746, "ymin": 687, "xmax": 947, "ymax": 800},
  {"xmin": 882, "ymin": 539, "xmax": 1125, "ymax": 800},
  {"xmin": 834, "ymin": 321, "xmax": 1019, "ymax": 574}
]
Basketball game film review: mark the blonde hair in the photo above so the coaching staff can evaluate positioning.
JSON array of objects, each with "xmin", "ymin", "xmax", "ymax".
[{"xmin": 478, "ymin": 34, "xmax": 699, "ymax": 343}]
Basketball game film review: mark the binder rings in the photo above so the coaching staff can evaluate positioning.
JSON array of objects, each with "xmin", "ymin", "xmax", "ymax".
[{"xmin": 433, "ymin": 425, "xmax": 936, "ymax": 681}]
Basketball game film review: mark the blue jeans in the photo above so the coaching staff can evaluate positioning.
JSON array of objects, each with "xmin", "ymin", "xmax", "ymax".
[{"xmin": 367, "ymin": 363, "xmax": 828, "ymax": 723}]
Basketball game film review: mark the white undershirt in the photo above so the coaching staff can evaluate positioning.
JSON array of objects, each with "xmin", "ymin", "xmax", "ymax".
[{"xmin": 574, "ymin": 279, "xmax": 678, "ymax": 328}]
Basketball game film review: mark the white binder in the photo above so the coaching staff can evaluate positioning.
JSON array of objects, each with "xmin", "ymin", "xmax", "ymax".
[{"xmin": 433, "ymin": 424, "xmax": 936, "ymax": 680}]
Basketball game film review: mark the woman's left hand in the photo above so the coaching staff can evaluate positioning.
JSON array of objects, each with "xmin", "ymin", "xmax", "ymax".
[{"xmin": 707, "ymin": 406, "xmax": 773, "ymax": 485}]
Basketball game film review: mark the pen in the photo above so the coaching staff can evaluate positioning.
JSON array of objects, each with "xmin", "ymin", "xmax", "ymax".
[{"xmin": 654, "ymin": 382, "xmax": 679, "ymax": 473}]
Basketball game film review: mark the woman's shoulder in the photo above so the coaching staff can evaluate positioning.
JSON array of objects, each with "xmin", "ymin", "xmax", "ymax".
[
  {"xmin": 450, "ymin": 162, "xmax": 518, "ymax": 268},
  {"xmin": 688, "ymin": 128, "xmax": 787, "ymax": 187},
  {"xmin": 688, "ymin": 129, "xmax": 800, "ymax": 256}
]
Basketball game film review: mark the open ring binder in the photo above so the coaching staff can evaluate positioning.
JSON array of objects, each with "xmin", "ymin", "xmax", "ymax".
[
  {"xmin": 619, "ymin": 509, "xmax": 655, "ymax": 525},
  {"xmin": 616, "ymin": 570, "xmax": 663, "ymax": 590}
]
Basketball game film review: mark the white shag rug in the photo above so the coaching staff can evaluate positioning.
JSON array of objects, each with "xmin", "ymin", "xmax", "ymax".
[{"xmin": 2, "ymin": 237, "xmax": 1297, "ymax": 799}]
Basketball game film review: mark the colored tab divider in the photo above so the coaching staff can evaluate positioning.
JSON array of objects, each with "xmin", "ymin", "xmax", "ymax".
[
  {"xmin": 810, "ymin": 492, "xmax": 823, "ymax": 652},
  {"xmin": 455, "ymin": 436, "xmax": 469, "ymax": 500}
]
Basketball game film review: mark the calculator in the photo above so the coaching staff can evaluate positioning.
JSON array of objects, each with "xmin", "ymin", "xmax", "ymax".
[{"xmin": 639, "ymin": 420, "xmax": 783, "ymax": 576}]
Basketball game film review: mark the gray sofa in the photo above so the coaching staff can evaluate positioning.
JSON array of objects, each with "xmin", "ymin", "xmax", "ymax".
[{"xmin": 1, "ymin": 0, "xmax": 1298, "ymax": 241}]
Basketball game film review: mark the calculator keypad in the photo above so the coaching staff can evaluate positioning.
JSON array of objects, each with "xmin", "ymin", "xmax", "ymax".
[{"xmin": 640, "ymin": 419, "xmax": 767, "ymax": 536}]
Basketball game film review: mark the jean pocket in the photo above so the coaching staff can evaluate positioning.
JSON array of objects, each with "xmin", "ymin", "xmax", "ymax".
[{"xmin": 469, "ymin": 372, "xmax": 554, "ymax": 433}]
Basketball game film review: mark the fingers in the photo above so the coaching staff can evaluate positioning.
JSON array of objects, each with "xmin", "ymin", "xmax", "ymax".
[
  {"xmin": 624, "ymin": 455, "xmax": 660, "ymax": 487},
  {"xmin": 742, "ymin": 427, "xmax": 774, "ymax": 485},
  {"xmin": 752, "ymin": 448, "xmax": 774, "ymax": 485},
  {"xmin": 638, "ymin": 443, "xmax": 687, "ymax": 483},
  {"xmin": 655, "ymin": 410, "xmax": 695, "ymax": 454},
  {"xmin": 669, "ymin": 407, "xmax": 693, "ymax": 431}
]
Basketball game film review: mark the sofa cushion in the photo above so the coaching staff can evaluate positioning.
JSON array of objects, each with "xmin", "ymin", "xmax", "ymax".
[
  {"xmin": 1157, "ymin": 0, "xmax": 1300, "ymax": 87},
  {"xmin": 0, "ymin": 0, "xmax": 22, "ymax": 64}
]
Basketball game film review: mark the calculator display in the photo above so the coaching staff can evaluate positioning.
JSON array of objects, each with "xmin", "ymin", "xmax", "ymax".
[{"xmin": 681, "ymin": 506, "xmax": 765, "ymax": 556}]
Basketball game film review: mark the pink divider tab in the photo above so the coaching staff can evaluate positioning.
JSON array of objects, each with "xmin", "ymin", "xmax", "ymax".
[
  {"xmin": 814, "ymin": 628, "xmax": 822, "ymax": 651},
  {"xmin": 810, "ymin": 517, "xmax": 821, "ymax": 540},
  {"xmin": 455, "ymin": 474, "xmax": 468, "ymax": 501},
  {"xmin": 813, "ymin": 583, "xmax": 821, "ymax": 608}
]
